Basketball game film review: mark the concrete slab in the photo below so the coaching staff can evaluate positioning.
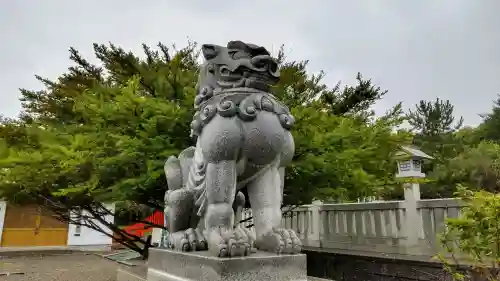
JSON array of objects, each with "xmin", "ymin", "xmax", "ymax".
[
  {"xmin": 147, "ymin": 248, "xmax": 307, "ymax": 281},
  {"xmin": 117, "ymin": 265, "xmax": 333, "ymax": 281}
]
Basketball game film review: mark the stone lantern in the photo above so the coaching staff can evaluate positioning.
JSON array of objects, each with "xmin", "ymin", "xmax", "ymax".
[
  {"xmin": 394, "ymin": 145, "xmax": 433, "ymax": 249},
  {"xmin": 394, "ymin": 145, "xmax": 433, "ymax": 178}
]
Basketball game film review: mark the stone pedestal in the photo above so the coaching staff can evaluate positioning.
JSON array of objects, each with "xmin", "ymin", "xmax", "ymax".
[{"xmin": 147, "ymin": 248, "xmax": 307, "ymax": 281}]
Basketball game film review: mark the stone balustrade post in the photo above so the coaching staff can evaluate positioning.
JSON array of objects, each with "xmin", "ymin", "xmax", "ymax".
[
  {"xmin": 308, "ymin": 200, "xmax": 322, "ymax": 247},
  {"xmin": 402, "ymin": 182, "xmax": 422, "ymax": 253},
  {"xmin": 0, "ymin": 200, "xmax": 6, "ymax": 245}
]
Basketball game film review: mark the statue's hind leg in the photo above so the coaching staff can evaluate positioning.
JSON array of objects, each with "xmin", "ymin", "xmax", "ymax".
[
  {"xmin": 200, "ymin": 115, "xmax": 251, "ymax": 257},
  {"xmin": 247, "ymin": 165, "xmax": 302, "ymax": 254},
  {"xmin": 202, "ymin": 160, "xmax": 253, "ymax": 257}
]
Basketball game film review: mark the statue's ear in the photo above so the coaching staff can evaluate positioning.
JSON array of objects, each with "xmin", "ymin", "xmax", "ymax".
[{"xmin": 202, "ymin": 44, "xmax": 219, "ymax": 60}]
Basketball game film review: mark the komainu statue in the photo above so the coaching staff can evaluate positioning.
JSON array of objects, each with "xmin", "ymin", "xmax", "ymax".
[{"xmin": 163, "ymin": 40, "xmax": 302, "ymax": 257}]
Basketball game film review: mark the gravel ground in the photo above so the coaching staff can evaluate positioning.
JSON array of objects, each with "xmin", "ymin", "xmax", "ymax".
[{"xmin": 0, "ymin": 253, "xmax": 118, "ymax": 281}]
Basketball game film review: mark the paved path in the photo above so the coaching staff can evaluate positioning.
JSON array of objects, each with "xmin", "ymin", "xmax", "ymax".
[
  {"xmin": 0, "ymin": 245, "xmax": 111, "ymax": 253},
  {"xmin": 0, "ymin": 253, "xmax": 118, "ymax": 281}
]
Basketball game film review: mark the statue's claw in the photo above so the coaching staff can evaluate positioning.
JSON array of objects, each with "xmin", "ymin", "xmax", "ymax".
[
  {"xmin": 255, "ymin": 228, "xmax": 302, "ymax": 254},
  {"xmin": 237, "ymin": 225, "xmax": 257, "ymax": 253},
  {"xmin": 207, "ymin": 227, "xmax": 251, "ymax": 257},
  {"xmin": 194, "ymin": 228, "xmax": 208, "ymax": 250},
  {"xmin": 167, "ymin": 228, "xmax": 207, "ymax": 252}
]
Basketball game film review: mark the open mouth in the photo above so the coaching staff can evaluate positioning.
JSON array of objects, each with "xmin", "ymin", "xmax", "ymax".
[
  {"xmin": 214, "ymin": 64, "xmax": 279, "ymax": 92},
  {"xmin": 217, "ymin": 72, "xmax": 275, "ymax": 91},
  {"xmin": 245, "ymin": 71, "xmax": 273, "ymax": 82},
  {"xmin": 220, "ymin": 67, "xmax": 275, "ymax": 81}
]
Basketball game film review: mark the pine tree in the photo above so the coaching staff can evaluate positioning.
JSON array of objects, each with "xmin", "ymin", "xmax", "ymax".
[
  {"xmin": 407, "ymin": 98, "xmax": 463, "ymax": 136},
  {"xmin": 407, "ymin": 98, "xmax": 464, "ymax": 160},
  {"xmin": 479, "ymin": 95, "xmax": 500, "ymax": 142}
]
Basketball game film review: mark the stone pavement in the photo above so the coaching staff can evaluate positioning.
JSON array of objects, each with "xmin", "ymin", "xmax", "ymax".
[{"xmin": 0, "ymin": 253, "xmax": 118, "ymax": 281}]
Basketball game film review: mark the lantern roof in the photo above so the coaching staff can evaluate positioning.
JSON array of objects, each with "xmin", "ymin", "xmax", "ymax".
[{"xmin": 394, "ymin": 145, "xmax": 434, "ymax": 161}]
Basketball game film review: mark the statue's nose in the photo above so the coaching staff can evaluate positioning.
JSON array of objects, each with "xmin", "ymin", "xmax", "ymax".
[{"xmin": 250, "ymin": 55, "xmax": 278, "ymax": 73}]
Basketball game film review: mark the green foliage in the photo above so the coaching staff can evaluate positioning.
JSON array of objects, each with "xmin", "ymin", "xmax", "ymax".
[
  {"xmin": 321, "ymin": 72, "xmax": 388, "ymax": 121},
  {"xmin": 288, "ymin": 103, "xmax": 411, "ymax": 203},
  {"xmin": 434, "ymin": 141, "xmax": 500, "ymax": 195},
  {"xmin": 438, "ymin": 185, "xmax": 500, "ymax": 281},
  {"xmin": 454, "ymin": 127, "xmax": 485, "ymax": 149},
  {"xmin": 425, "ymin": 96, "xmax": 500, "ymax": 199},
  {"xmin": 480, "ymin": 95, "xmax": 500, "ymax": 143}
]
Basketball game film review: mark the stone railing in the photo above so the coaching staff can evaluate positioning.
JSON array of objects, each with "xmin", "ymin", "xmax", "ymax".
[{"xmin": 242, "ymin": 198, "xmax": 463, "ymax": 260}]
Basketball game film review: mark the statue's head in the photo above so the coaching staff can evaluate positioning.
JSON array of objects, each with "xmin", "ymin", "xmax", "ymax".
[{"xmin": 198, "ymin": 41, "xmax": 280, "ymax": 93}]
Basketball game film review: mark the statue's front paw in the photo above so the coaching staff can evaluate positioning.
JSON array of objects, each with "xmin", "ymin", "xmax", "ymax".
[
  {"xmin": 255, "ymin": 228, "xmax": 302, "ymax": 255},
  {"xmin": 235, "ymin": 225, "xmax": 257, "ymax": 254},
  {"xmin": 206, "ymin": 227, "xmax": 251, "ymax": 257},
  {"xmin": 167, "ymin": 228, "xmax": 207, "ymax": 252},
  {"xmin": 236, "ymin": 225, "xmax": 257, "ymax": 253}
]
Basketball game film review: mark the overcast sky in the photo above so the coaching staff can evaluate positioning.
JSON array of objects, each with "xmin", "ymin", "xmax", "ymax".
[{"xmin": 1, "ymin": 0, "xmax": 499, "ymax": 126}]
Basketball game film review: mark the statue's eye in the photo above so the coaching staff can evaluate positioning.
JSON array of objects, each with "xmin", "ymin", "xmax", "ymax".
[
  {"xmin": 220, "ymin": 66, "xmax": 231, "ymax": 75},
  {"xmin": 228, "ymin": 51, "xmax": 238, "ymax": 59}
]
